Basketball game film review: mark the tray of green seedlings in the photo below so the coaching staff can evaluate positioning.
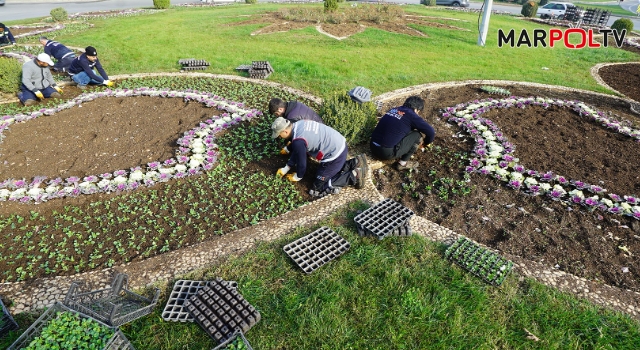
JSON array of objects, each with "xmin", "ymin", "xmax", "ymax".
[
  {"xmin": 445, "ymin": 237, "xmax": 514, "ymax": 286},
  {"xmin": 7, "ymin": 302, "xmax": 133, "ymax": 350}
]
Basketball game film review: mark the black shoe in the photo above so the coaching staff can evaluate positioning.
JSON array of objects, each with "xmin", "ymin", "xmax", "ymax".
[{"xmin": 356, "ymin": 153, "xmax": 368, "ymax": 173}]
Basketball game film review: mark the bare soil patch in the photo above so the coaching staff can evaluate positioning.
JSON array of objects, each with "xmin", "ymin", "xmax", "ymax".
[
  {"xmin": 7, "ymin": 26, "xmax": 57, "ymax": 37},
  {"xmin": 598, "ymin": 62, "xmax": 640, "ymax": 103}
]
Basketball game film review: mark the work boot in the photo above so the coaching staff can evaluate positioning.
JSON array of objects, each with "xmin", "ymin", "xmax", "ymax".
[
  {"xmin": 23, "ymin": 99, "xmax": 37, "ymax": 107},
  {"xmin": 396, "ymin": 160, "xmax": 419, "ymax": 171},
  {"xmin": 50, "ymin": 92, "xmax": 62, "ymax": 98},
  {"xmin": 354, "ymin": 168, "xmax": 365, "ymax": 189},
  {"xmin": 356, "ymin": 153, "xmax": 368, "ymax": 172},
  {"xmin": 77, "ymin": 84, "xmax": 87, "ymax": 90}
]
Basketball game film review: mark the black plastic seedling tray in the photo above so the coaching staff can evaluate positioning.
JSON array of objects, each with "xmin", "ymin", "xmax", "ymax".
[
  {"xmin": 0, "ymin": 297, "xmax": 18, "ymax": 339},
  {"xmin": 185, "ymin": 280, "xmax": 260, "ymax": 346},
  {"xmin": 354, "ymin": 199, "xmax": 414, "ymax": 239},
  {"xmin": 283, "ymin": 226, "xmax": 350, "ymax": 274},
  {"xmin": 162, "ymin": 279, "xmax": 237, "ymax": 323}
]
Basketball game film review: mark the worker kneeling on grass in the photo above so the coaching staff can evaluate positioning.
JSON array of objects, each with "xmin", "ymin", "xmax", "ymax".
[
  {"xmin": 272, "ymin": 117, "xmax": 369, "ymax": 198},
  {"xmin": 67, "ymin": 46, "xmax": 114, "ymax": 89}
]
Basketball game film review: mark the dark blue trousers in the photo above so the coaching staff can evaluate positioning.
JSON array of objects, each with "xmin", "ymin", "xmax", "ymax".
[
  {"xmin": 18, "ymin": 84, "xmax": 57, "ymax": 104},
  {"xmin": 312, "ymin": 146, "xmax": 357, "ymax": 192}
]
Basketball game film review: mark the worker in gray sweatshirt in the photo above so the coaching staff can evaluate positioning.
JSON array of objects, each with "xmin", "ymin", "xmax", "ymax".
[{"xmin": 18, "ymin": 53, "xmax": 63, "ymax": 106}]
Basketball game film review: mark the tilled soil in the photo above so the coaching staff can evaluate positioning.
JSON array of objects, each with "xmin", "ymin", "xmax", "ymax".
[
  {"xmin": 598, "ymin": 62, "xmax": 640, "ymax": 103},
  {"xmin": 375, "ymin": 81, "xmax": 640, "ymax": 293}
]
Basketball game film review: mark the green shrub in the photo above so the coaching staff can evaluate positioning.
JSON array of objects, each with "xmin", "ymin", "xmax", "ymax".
[
  {"xmin": 152, "ymin": 0, "xmax": 170, "ymax": 9},
  {"xmin": 319, "ymin": 92, "xmax": 378, "ymax": 146},
  {"xmin": 324, "ymin": 0, "xmax": 339, "ymax": 13},
  {"xmin": 0, "ymin": 57, "xmax": 22, "ymax": 94},
  {"xmin": 539, "ymin": 0, "xmax": 549, "ymax": 6},
  {"xmin": 50, "ymin": 7, "xmax": 68, "ymax": 22},
  {"xmin": 520, "ymin": 1, "xmax": 538, "ymax": 17},
  {"xmin": 611, "ymin": 18, "xmax": 633, "ymax": 33},
  {"xmin": 421, "ymin": 0, "xmax": 437, "ymax": 6},
  {"xmin": 245, "ymin": 0, "xmax": 257, "ymax": 4}
]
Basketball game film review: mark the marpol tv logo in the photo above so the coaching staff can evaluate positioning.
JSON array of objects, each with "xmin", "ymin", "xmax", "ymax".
[{"xmin": 497, "ymin": 28, "xmax": 627, "ymax": 49}]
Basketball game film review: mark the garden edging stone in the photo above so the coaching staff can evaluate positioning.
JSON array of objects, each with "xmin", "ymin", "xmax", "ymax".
[{"xmin": 1, "ymin": 79, "xmax": 639, "ymax": 327}]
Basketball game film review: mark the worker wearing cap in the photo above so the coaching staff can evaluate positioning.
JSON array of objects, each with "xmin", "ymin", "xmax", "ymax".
[
  {"xmin": 269, "ymin": 98, "xmax": 323, "ymax": 156},
  {"xmin": 0, "ymin": 23, "xmax": 16, "ymax": 47},
  {"xmin": 67, "ymin": 46, "xmax": 113, "ymax": 89},
  {"xmin": 272, "ymin": 117, "xmax": 369, "ymax": 198},
  {"xmin": 18, "ymin": 53, "xmax": 63, "ymax": 106},
  {"xmin": 39, "ymin": 36, "xmax": 76, "ymax": 73}
]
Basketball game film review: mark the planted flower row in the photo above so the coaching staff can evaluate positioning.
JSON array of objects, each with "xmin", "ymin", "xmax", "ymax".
[
  {"xmin": 444, "ymin": 96, "xmax": 640, "ymax": 220},
  {"xmin": 445, "ymin": 237, "xmax": 513, "ymax": 286},
  {"xmin": 0, "ymin": 88, "xmax": 262, "ymax": 203},
  {"xmin": 11, "ymin": 24, "xmax": 64, "ymax": 39},
  {"xmin": 68, "ymin": 9, "xmax": 163, "ymax": 20}
]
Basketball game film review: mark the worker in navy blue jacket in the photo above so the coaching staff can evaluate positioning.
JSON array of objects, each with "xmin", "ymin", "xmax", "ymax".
[
  {"xmin": 0, "ymin": 23, "xmax": 16, "ymax": 47},
  {"xmin": 269, "ymin": 98, "xmax": 324, "ymax": 156},
  {"xmin": 67, "ymin": 46, "xmax": 114, "ymax": 89},
  {"xmin": 39, "ymin": 36, "xmax": 76, "ymax": 72},
  {"xmin": 370, "ymin": 96, "xmax": 435, "ymax": 171}
]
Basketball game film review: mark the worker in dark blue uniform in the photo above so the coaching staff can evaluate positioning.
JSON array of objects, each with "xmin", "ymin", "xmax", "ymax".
[
  {"xmin": 39, "ymin": 36, "xmax": 76, "ymax": 72},
  {"xmin": 67, "ymin": 46, "xmax": 114, "ymax": 89}
]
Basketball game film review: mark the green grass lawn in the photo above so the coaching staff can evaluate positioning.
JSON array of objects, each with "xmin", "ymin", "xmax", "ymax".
[
  {"xmin": 5, "ymin": 202, "xmax": 637, "ymax": 349},
  {"xmin": 2, "ymin": 4, "xmax": 640, "ymax": 349},
  {"xmin": 11, "ymin": 3, "xmax": 634, "ymax": 97},
  {"xmin": 574, "ymin": 3, "xmax": 638, "ymax": 16}
]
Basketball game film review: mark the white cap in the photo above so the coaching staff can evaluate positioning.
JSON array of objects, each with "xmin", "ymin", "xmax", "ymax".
[{"xmin": 36, "ymin": 53, "xmax": 54, "ymax": 66}]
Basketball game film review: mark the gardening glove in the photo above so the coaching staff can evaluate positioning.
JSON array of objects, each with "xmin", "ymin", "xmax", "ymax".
[
  {"xmin": 280, "ymin": 141, "xmax": 291, "ymax": 155},
  {"xmin": 34, "ymin": 91, "xmax": 44, "ymax": 100},
  {"xmin": 285, "ymin": 173, "xmax": 302, "ymax": 182},
  {"xmin": 103, "ymin": 80, "xmax": 114, "ymax": 87},
  {"xmin": 276, "ymin": 165, "xmax": 290, "ymax": 178},
  {"xmin": 54, "ymin": 86, "xmax": 63, "ymax": 94}
]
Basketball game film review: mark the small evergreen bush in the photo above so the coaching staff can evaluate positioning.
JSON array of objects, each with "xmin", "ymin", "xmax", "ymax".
[
  {"xmin": 245, "ymin": 0, "xmax": 257, "ymax": 4},
  {"xmin": 611, "ymin": 18, "xmax": 633, "ymax": 33},
  {"xmin": 50, "ymin": 7, "xmax": 68, "ymax": 22},
  {"xmin": 324, "ymin": 0, "xmax": 339, "ymax": 13},
  {"xmin": 520, "ymin": 1, "xmax": 538, "ymax": 18},
  {"xmin": 152, "ymin": 0, "xmax": 170, "ymax": 9},
  {"xmin": 421, "ymin": 0, "xmax": 437, "ymax": 6},
  {"xmin": 539, "ymin": 0, "xmax": 549, "ymax": 6},
  {"xmin": 319, "ymin": 92, "xmax": 378, "ymax": 146},
  {"xmin": 0, "ymin": 57, "xmax": 22, "ymax": 94}
]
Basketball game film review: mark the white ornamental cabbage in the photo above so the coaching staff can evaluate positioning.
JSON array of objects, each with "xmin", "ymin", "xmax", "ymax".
[
  {"xmin": 45, "ymin": 185, "xmax": 59, "ymax": 194},
  {"xmin": 601, "ymin": 198, "xmax": 614, "ymax": 207},
  {"xmin": 174, "ymin": 164, "xmax": 187, "ymax": 173},
  {"xmin": 112, "ymin": 175, "xmax": 128, "ymax": 184},
  {"xmin": 568, "ymin": 189, "xmax": 584, "ymax": 198},
  {"xmin": 539, "ymin": 183, "xmax": 552, "ymax": 192},
  {"xmin": 191, "ymin": 154, "xmax": 205, "ymax": 162},
  {"xmin": 510, "ymin": 172, "xmax": 523, "ymax": 181},
  {"xmin": 524, "ymin": 177, "xmax": 538, "ymax": 186},
  {"xmin": 27, "ymin": 187, "xmax": 42, "ymax": 197},
  {"xmin": 130, "ymin": 170, "xmax": 144, "ymax": 181},
  {"xmin": 620, "ymin": 202, "xmax": 632, "ymax": 213},
  {"xmin": 159, "ymin": 167, "xmax": 175, "ymax": 174},
  {"xmin": 189, "ymin": 159, "xmax": 201, "ymax": 168},
  {"xmin": 0, "ymin": 189, "xmax": 11, "ymax": 199}
]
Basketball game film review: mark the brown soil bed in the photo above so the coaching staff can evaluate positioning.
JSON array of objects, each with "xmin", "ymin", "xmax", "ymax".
[
  {"xmin": 598, "ymin": 62, "xmax": 640, "ymax": 103},
  {"xmin": 375, "ymin": 81, "xmax": 640, "ymax": 294},
  {"xmin": 227, "ymin": 11, "xmax": 466, "ymax": 38},
  {"xmin": 7, "ymin": 26, "xmax": 57, "ymax": 37}
]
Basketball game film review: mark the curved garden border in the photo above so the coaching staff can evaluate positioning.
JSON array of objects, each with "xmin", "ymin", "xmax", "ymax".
[
  {"xmin": 1, "ymin": 79, "xmax": 639, "ymax": 327},
  {"xmin": 590, "ymin": 62, "xmax": 640, "ymax": 103}
]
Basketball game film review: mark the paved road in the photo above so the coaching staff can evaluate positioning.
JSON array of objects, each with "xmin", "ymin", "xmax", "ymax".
[
  {"xmin": 1, "ymin": 0, "xmax": 200, "ymax": 21},
  {"xmin": 2, "ymin": 0, "xmax": 639, "ymax": 28}
]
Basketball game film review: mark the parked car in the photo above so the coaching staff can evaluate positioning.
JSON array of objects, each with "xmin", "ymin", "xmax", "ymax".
[
  {"xmin": 0, "ymin": 0, "xmax": 5, "ymax": 6},
  {"xmin": 536, "ymin": 2, "xmax": 581, "ymax": 19},
  {"xmin": 436, "ymin": 0, "xmax": 470, "ymax": 8}
]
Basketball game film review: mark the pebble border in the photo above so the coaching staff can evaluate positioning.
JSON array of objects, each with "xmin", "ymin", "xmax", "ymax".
[
  {"xmin": 1, "ymin": 79, "xmax": 639, "ymax": 326},
  {"xmin": 590, "ymin": 62, "xmax": 640, "ymax": 103}
]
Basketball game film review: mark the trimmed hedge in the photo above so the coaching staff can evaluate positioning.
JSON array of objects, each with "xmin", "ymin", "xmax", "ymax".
[
  {"xmin": 153, "ymin": 0, "xmax": 170, "ymax": 9},
  {"xmin": 319, "ymin": 92, "xmax": 378, "ymax": 146},
  {"xmin": 0, "ymin": 57, "xmax": 22, "ymax": 94}
]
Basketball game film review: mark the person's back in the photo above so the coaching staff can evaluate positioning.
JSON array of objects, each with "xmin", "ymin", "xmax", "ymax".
[
  {"xmin": 269, "ymin": 98, "xmax": 323, "ymax": 124},
  {"xmin": 292, "ymin": 120, "xmax": 345, "ymax": 162},
  {"xmin": 43, "ymin": 40, "xmax": 73, "ymax": 60}
]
